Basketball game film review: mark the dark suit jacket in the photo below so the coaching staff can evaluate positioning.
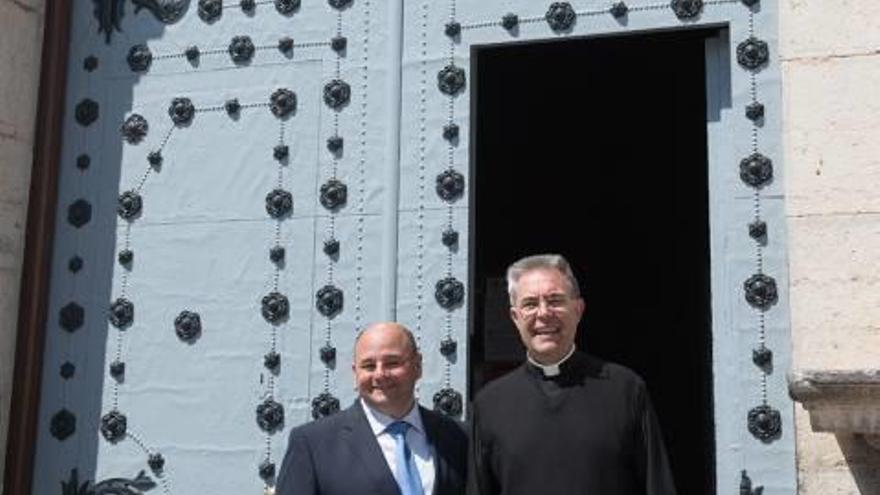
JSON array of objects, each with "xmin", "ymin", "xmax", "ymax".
[{"xmin": 276, "ymin": 402, "xmax": 467, "ymax": 495}]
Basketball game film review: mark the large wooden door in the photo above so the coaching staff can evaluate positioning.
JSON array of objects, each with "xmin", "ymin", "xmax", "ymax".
[{"xmin": 28, "ymin": 1, "xmax": 794, "ymax": 494}]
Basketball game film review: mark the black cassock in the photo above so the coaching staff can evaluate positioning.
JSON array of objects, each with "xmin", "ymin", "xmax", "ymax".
[{"xmin": 467, "ymin": 351, "xmax": 677, "ymax": 495}]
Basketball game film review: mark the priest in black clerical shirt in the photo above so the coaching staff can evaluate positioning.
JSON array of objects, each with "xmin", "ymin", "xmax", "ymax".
[{"xmin": 467, "ymin": 254, "xmax": 677, "ymax": 495}]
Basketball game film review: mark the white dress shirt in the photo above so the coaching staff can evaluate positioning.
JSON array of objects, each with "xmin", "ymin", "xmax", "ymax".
[{"xmin": 360, "ymin": 399, "xmax": 436, "ymax": 495}]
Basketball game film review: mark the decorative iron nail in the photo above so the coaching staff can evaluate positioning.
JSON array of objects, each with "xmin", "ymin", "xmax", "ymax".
[
  {"xmin": 501, "ymin": 13, "xmax": 518, "ymax": 31},
  {"xmin": 109, "ymin": 298, "xmax": 135, "ymax": 329},
  {"xmin": 744, "ymin": 273, "xmax": 778, "ymax": 310},
  {"xmin": 747, "ymin": 404, "xmax": 781, "ymax": 442},
  {"xmin": 68, "ymin": 199, "xmax": 92, "ymax": 228},
  {"xmin": 433, "ymin": 388, "xmax": 463, "ymax": 417},
  {"xmin": 545, "ymin": 2, "xmax": 576, "ymax": 32},
  {"xmin": 168, "ymin": 97, "xmax": 195, "ymax": 125},
  {"xmin": 327, "ymin": 0, "xmax": 352, "ymax": 10},
  {"xmin": 437, "ymin": 65, "xmax": 466, "ymax": 95},
  {"xmin": 311, "ymin": 392, "xmax": 340, "ymax": 419},
  {"xmin": 225, "ymin": 98, "xmax": 241, "ymax": 116},
  {"xmin": 270, "ymin": 88, "xmax": 297, "ymax": 118},
  {"xmin": 60, "ymin": 361, "xmax": 76, "ymax": 379},
  {"xmin": 320, "ymin": 344, "xmax": 336, "ymax": 364},
  {"xmin": 118, "ymin": 191, "xmax": 143, "ymax": 220},
  {"xmin": 185, "ymin": 45, "xmax": 200, "ymax": 62},
  {"xmin": 175, "ymin": 310, "xmax": 202, "ymax": 342},
  {"xmin": 259, "ymin": 460, "xmax": 276, "ymax": 480},
  {"xmin": 68, "ymin": 256, "xmax": 84, "ymax": 273},
  {"xmin": 109, "ymin": 360, "xmax": 125, "ymax": 379},
  {"xmin": 144, "ymin": 152, "xmax": 161, "ymax": 170},
  {"xmin": 315, "ymin": 285, "xmax": 344, "ymax": 317},
  {"xmin": 240, "ymin": 0, "xmax": 255, "ymax": 13},
  {"xmin": 436, "ymin": 169, "xmax": 465, "ymax": 201},
  {"xmin": 737, "ymin": 37, "xmax": 769, "ymax": 70},
  {"xmin": 740, "ymin": 470, "xmax": 764, "ymax": 495},
  {"xmin": 60, "ymin": 302, "xmax": 84, "ymax": 333},
  {"xmin": 440, "ymin": 338, "xmax": 457, "ymax": 356},
  {"xmin": 327, "ymin": 136, "xmax": 343, "ymax": 153},
  {"xmin": 740, "ymin": 153, "xmax": 773, "ymax": 188},
  {"xmin": 443, "ymin": 123, "xmax": 459, "ymax": 141},
  {"xmin": 610, "ymin": 2, "xmax": 628, "ymax": 18},
  {"xmin": 269, "ymin": 246, "xmax": 285, "ymax": 263},
  {"xmin": 148, "ymin": 453, "xmax": 165, "ymax": 473},
  {"xmin": 435, "ymin": 277, "xmax": 465, "ymax": 309},
  {"xmin": 752, "ymin": 347, "xmax": 772, "ymax": 367},
  {"xmin": 256, "ymin": 398, "xmax": 285, "ymax": 433},
  {"xmin": 320, "ymin": 179, "xmax": 348, "ymax": 211},
  {"xmin": 331, "ymin": 36, "xmax": 347, "ymax": 52},
  {"xmin": 134, "ymin": 0, "xmax": 190, "ymax": 23},
  {"xmin": 100, "ymin": 409, "xmax": 127, "ymax": 443},
  {"xmin": 748, "ymin": 220, "xmax": 767, "ymax": 241},
  {"xmin": 264, "ymin": 351, "xmax": 281, "ymax": 370},
  {"xmin": 121, "ymin": 114, "xmax": 149, "ymax": 144},
  {"xmin": 51, "ymin": 409, "xmax": 76, "ymax": 441},
  {"xmin": 127, "ymin": 44, "xmax": 152, "ymax": 72},
  {"xmin": 198, "ymin": 0, "xmax": 222, "ymax": 22},
  {"xmin": 323, "ymin": 238, "xmax": 340, "ymax": 256},
  {"xmin": 76, "ymin": 154, "xmax": 91, "ymax": 170},
  {"xmin": 670, "ymin": 0, "xmax": 703, "ymax": 19},
  {"xmin": 75, "ymin": 99, "xmax": 99, "ymax": 127},
  {"xmin": 274, "ymin": 144, "xmax": 289, "ymax": 161},
  {"xmin": 265, "ymin": 189, "xmax": 293, "ymax": 218},
  {"xmin": 261, "ymin": 292, "xmax": 290, "ymax": 323},
  {"xmin": 442, "ymin": 229, "xmax": 459, "ymax": 248},
  {"xmin": 741, "ymin": 0, "xmax": 759, "ymax": 7},
  {"xmin": 118, "ymin": 249, "xmax": 133, "ymax": 265},
  {"xmin": 278, "ymin": 37, "xmax": 294, "ymax": 54},
  {"xmin": 445, "ymin": 21, "xmax": 461, "ymax": 38},
  {"xmin": 83, "ymin": 55, "xmax": 98, "ymax": 72},
  {"xmin": 229, "ymin": 35, "xmax": 256, "ymax": 63},
  {"xmin": 275, "ymin": 0, "xmax": 300, "ymax": 15},
  {"xmin": 746, "ymin": 102, "xmax": 765, "ymax": 121},
  {"xmin": 323, "ymin": 80, "xmax": 351, "ymax": 109}
]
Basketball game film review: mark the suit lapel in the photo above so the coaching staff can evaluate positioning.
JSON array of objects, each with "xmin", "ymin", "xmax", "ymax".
[
  {"xmin": 341, "ymin": 403, "xmax": 401, "ymax": 495},
  {"xmin": 420, "ymin": 407, "xmax": 448, "ymax": 495}
]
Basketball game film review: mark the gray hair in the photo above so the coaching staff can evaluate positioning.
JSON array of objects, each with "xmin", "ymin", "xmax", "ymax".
[{"xmin": 506, "ymin": 254, "xmax": 581, "ymax": 304}]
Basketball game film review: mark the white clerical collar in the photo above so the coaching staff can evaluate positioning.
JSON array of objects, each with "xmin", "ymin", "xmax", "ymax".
[
  {"xmin": 360, "ymin": 398, "xmax": 425, "ymax": 437},
  {"xmin": 527, "ymin": 345, "xmax": 576, "ymax": 377}
]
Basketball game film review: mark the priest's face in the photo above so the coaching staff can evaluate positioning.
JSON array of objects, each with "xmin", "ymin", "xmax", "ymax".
[
  {"xmin": 353, "ymin": 322, "xmax": 423, "ymax": 418},
  {"xmin": 510, "ymin": 268, "xmax": 585, "ymax": 365}
]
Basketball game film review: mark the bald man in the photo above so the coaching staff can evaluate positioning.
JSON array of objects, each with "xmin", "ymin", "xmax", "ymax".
[{"xmin": 276, "ymin": 322, "xmax": 467, "ymax": 495}]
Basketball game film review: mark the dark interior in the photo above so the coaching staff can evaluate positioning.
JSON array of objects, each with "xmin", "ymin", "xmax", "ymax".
[{"xmin": 470, "ymin": 28, "xmax": 719, "ymax": 494}]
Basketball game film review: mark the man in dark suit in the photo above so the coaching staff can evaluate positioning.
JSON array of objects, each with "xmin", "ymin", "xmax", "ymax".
[{"xmin": 275, "ymin": 322, "xmax": 467, "ymax": 495}]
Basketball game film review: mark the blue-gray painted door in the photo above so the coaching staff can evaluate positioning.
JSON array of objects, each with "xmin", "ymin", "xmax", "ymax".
[{"xmin": 32, "ymin": 1, "xmax": 794, "ymax": 493}]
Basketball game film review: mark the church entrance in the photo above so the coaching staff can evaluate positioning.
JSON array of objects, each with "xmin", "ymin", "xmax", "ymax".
[{"xmin": 470, "ymin": 29, "xmax": 719, "ymax": 494}]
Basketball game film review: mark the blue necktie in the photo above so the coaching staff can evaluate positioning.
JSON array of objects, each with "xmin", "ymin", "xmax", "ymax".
[{"xmin": 385, "ymin": 421, "xmax": 424, "ymax": 495}]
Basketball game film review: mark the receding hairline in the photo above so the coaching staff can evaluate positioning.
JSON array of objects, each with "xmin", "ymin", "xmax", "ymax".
[
  {"xmin": 506, "ymin": 254, "xmax": 581, "ymax": 304},
  {"xmin": 353, "ymin": 322, "xmax": 420, "ymax": 358}
]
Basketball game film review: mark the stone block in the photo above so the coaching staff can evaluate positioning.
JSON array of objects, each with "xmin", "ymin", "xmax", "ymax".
[
  {"xmin": 0, "ymin": 0, "xmax": 44, "ymax": 144},
  {"xmin": 0, "ymin": 200, "xmax": 27, "ymax": 271},
  {"xmin": 788, "ymin": 214, "xmax": 880, "ymax": 370},
  {"xmin": 780, "ymin": 0, "xmax": 880, "ymax": 60},
  {"xmin": 0, "ymin": 138, "xmax": 33, "ymax": 205},
  {"xmin": 784, "ymin": 54, "xmax": 880, "ymax": 216}
]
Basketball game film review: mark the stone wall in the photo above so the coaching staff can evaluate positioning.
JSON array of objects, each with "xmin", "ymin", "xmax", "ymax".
[
  {"xmin": 0, "ymin": 0, "xmax": 45, "ymax": 489},
  {"xmin": 781, "ymin": 0, "xmax": 880, "ymax": 493}
]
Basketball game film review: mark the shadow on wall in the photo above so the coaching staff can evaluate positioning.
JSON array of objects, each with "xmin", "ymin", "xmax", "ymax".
[{"xmin": 837, "ymin": 434, "xmax": 880, "ymax": 494}]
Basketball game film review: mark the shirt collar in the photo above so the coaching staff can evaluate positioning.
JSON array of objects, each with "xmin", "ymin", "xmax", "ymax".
[
  {"xmin": 527, "ymin": 345, "xmax": 576, "ymax": 377},
  {"xmin": 360, "ymin": 398, "xmax": 425, "ymax": 436}
]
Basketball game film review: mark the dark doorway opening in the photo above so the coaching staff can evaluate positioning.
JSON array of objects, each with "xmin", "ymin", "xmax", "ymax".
[{"xmin": 470, "ymin": 29, "xmax": 719, "ymax": 494}]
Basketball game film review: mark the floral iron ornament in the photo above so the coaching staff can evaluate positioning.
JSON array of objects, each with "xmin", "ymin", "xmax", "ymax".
[
  {"xmin": 275, "ymin": 0, "xmax": 300, "ymax": 14},
  {"xmin": 436, "ymin": 169, "xmax": 465, "ymax": 201},
  {"xmin": 545, "ymin": 2, "xmax": 576, "ymax": 32},
  {"xmin": 76, "ymin": 99, "xmax": 99, "ymax": 127},
  {"xmin": 261, "ymin": 292, "xmax": 289, "ymax": 323},
  {"xmin": 109, "ymin": 298, "xmax": 134, "ymax": 329},
  {"xmin": 435, "ymin": 277, "xmax": 465, "ymax": 309},
  {"xmin": 744, "ymin": 273, "xmax": 778, "ymax": 310},
  {"xmin": 320, "ymin": 180, "xmax": 348, "ymax": 211},
  {"xmin": 68, "ymin": 200, "xmax": 92, "ymax": 228},
  {"xmin": 118, "ymin": 191, "xmax": 143, "ymax": 219},
  {"xmin": 323, "ymin": 80, "xmax": 351, "ymax": 109},
  {"xmin": 747, "ymin": 404, "xmax": 781, "ymax": 442},
  {"xmin": 62, "ymin": 468, "xmax": 156, "ymax": 495},
  {"xmin": 60, "ymin": 302, "xmax": 85, "ymax": 332},
  {"xmin": 132, "ymin": 0, "xmax": 191, "ymax": 24},
  {"xmin": 256, "ymin": 398, "xmax": 285, "ymax": 433},
  {"xmin": 265, "ymin": 189, "xmax": 293, "ymax": 218},
  {"xmin": 121, "ymin": 114, "xmax": 149, "ymax": 144},
  {"xmin": 316, "ymin": 285, "xmax": 344, "ymax": 317},
  {"xmin": 198, "ymin": 0, "xmax": 222, "ymax": 22},
  {"xmin": 270, "ymin": 88, "xmax": 297, "ymax": 118},
  {"xmin": 127, "ymin": 44, "xmax": 152, "ymax": 72},
  {"xmin": 437, "ymin": 65, "xmax": 466, "ymax": 95},
  {"xmin": 433, "ymin": 388, "xmax": 463, "ymax": 417},
  {"xmin": 100, "ymin": 409, "xmax": 128, "ymax": 443},
  {"xmin": 740, "ymin": 153, "xmax": 773, "ymax": 188},
  {"xmin": 228, "ymin": 35, "xmax": 255, "ymax": 63},
  {"xmin": 174, "ymin": 310, "xmax": 201, "ymax": 342},
  {"xmin": 311, "ymin": 392, "xmax": 340, "ymax": 419},
  {"xmin": 671, "ymin": 0, "xmax": 702, "ymax": 19},
  {"xmin": 168, "ymin": 97, "xmax": 195, "ymax": 125},
  {"xmin": 51, "ymin": 409, "xmax": 76, "ymax": 441},
  {"xmin": 737, "ymin": 37, "xmax": 769, "ymax": 70}
]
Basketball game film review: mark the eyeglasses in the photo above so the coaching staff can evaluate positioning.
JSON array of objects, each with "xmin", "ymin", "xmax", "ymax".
[{"xmin": 514, "ymin": 295, "xmax": 572, "ymax": 316}]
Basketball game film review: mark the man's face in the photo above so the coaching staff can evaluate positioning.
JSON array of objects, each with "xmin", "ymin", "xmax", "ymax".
[
  {"xmin": 352, "ymin": 323, "xmax": 422, "ymax": 418},
  {"xmin": 509, "ymin": 268, "xmax": 584, "ymax": 364}
]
